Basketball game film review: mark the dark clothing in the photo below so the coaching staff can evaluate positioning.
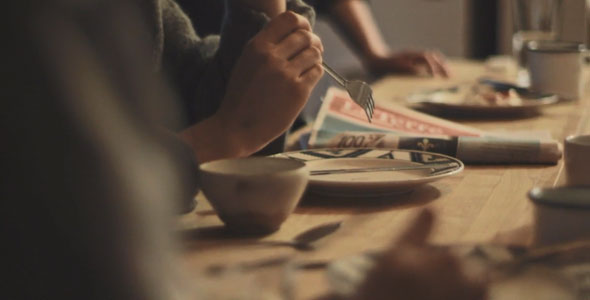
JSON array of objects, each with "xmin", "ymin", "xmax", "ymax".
[
  {"xmin": 177, "ymin": 0, "xmax": 341, "ymax": 37},
  {"xmin": 3, "ymin": 0, "xmax": 314, "ymax": 299},
  {"xmin": 146, "ymin": 0, "xmax": 314, "ymax": 127}
]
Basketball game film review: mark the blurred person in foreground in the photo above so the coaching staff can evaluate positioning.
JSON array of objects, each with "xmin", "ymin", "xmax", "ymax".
[
  {"xmin": 351, "ymin": 209, "xmax": 487, "ymax": 300},
  {"xmin": 3, "ymin": 0, "xmax": 323, "ymax": 298},
  {"xmin": 2, "ymin": 0, "xmax": 479, "ymax": 299}
]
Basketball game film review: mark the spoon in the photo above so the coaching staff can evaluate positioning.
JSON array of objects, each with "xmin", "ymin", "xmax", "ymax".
[
  {"xmin": 205, "ymin": 221, "xmax": 342, "ymax": 275},
  {"xmin": 253, "ymin": 220, "xmax": 342, "ymax": 251}
]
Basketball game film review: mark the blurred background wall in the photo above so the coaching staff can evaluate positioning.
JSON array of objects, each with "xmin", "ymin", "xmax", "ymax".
[{"xmin": 319, "ymin": 0, "xmax": 587, "ymax": 74}]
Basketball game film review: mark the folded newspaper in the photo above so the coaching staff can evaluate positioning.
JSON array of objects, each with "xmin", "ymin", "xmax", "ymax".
[{"xmin": 308, "ymin": 88, "xmax": 562, "ymax": 164}]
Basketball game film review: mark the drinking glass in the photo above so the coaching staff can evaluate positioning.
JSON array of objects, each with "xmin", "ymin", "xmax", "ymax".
[{"xmin": 512, "ymin": 0, "xmax": 563, "ymax": 69}]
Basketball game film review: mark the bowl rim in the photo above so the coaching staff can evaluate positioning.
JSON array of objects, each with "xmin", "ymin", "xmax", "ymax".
[
  {"xmin": 199, "ymin": 156, "xmax": 307, "ymax": 176},
  {"xmin": 565, "ymin": 134, "xmax": 590, "ymax": 146}
]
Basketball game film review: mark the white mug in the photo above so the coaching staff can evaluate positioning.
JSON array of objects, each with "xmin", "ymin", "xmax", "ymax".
[
  {"xmin": 527, "ymin": 41, "xmax": 588, "ymax": 100},
  {"xmin": 564, "ymin": 134, "xmax": 590, "ymax": 187}
]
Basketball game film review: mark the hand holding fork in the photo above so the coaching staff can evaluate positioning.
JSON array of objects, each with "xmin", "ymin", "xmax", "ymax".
[{"xmin": 322, "ymin": 62, "xmax": 375, "ymax": 122}]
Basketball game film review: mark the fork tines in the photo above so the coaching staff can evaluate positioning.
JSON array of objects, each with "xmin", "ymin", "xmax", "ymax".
[
  {"xmin": 350, "ymin": 82, "xmax": 374, "ymax": 123},
  {"xmin": 366, "ymin": 93, "xmax": 375, "ymax": 122},
  {"xmin": 321, "ymin": 62, "xmax": 375, "ymax": 122},
  {"xmin": 359, "ymin": 95, "xmax": 373, "ymax": 123}
]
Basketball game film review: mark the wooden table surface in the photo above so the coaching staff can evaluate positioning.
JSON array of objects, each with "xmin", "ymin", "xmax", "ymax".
[{"xmin": 178, "ymin": 59, "xmax": 590, "ymax": 299}]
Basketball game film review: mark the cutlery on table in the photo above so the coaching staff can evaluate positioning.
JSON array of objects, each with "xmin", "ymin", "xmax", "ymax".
[
  {"xmin": 205, "ymin": 221, "xmax": 343, "ymax": 275},
  {"xmin": 310, "ymin": 162, "xmax": 460, "ymax": 176},
  {"xmin": 254, "ymin": 220, "xmax": 342, "ymax": 251}
]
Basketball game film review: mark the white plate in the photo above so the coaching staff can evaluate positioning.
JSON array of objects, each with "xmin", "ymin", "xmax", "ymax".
[{"xmin": 273, "ymin": 149, "xmax": 463, "ymax": 197}]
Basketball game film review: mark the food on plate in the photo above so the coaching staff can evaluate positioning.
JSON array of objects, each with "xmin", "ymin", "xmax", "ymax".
[{"xmin": 418, "ymin": 83, "xmax": 525, "ymax": 106}]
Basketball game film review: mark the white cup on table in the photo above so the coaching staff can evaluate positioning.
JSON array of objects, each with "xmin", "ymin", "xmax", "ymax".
[
  {"xmin": 528, "ymin": 134, "xmax": 590, "ymax": 247},
  {"xmin": 564, "ymin": 135, "xmax": 590, "ymax": 187},
  {"xmin": 529, "ymin": 190, "xmax": 590, "ymax": 248},
  {"xmin": 527, "ymin": 41, "xmax": 588, "ymax": 100},
  {"xmin": 529, "ymin": 186, "xmax": 590, "ymax": 247}
]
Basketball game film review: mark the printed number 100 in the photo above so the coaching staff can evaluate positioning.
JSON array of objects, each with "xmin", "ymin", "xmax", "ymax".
[{"xmin": 337, "ymin": 136, "xmax": 366, "ymax": 148}]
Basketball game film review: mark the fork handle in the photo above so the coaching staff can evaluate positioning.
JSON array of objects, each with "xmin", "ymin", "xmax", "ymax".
[{"xmin": 321, "ymin": 62, "xmax": 346, "ymax": 86}]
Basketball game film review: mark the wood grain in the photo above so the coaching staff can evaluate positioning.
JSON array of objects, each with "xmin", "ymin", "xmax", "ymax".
[{"xmin": 178, "ymin": 60, "xmax": 590, "ymax": 299}]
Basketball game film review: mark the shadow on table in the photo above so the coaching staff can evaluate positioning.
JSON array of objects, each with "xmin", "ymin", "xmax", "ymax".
[
  {"xmin": 181, "ymin": 222, "xmax": 339, "ymax": 252},
  {"xmin": 180, "ymin": 185, "xmax": 441, "ymax": 251},
  {"xmin": 180, "ymin": 225, "xmax": 283, "ymax": 252},
  {"xmin": 295, "ymin": 184, "xmax": 441, "ymax": 215},
  {"xmin": 181, "ymin": 223, "xmax": 296, "ymax": 242}
]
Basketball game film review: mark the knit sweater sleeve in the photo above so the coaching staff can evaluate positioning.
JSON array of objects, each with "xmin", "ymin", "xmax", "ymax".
[
  {"xmin": 151, "ymin": 0, "xmax": 316, "ymax": 211},
  {"xmin": 157, "ymin": 0, "xmax": 316, "ymax": 127},
  {"xmin": 304, "ymin": 0, "xmax": 370, "ymax": 15}
]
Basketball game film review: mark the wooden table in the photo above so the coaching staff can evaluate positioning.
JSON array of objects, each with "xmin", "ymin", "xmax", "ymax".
[{"xmin": 178, "ymin": 59, "xmax": 590, "ymax": 299}]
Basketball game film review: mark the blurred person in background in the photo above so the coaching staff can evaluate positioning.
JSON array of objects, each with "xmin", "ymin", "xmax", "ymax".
[
  {"xmin": 311, "ymin": 0, "xmax": 450, "ymax": 77},
  {"xmin": 179, "ymin": 0, "xmax": 450, "ymax": 77}
]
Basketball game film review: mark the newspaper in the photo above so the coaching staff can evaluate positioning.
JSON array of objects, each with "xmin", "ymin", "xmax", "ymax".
[{"xmin": 308, "ymin": 88, "xmax": 562, "ymax": 164}]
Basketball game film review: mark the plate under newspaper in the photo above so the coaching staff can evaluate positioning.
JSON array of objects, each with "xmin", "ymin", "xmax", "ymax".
[
  {"xmin": 407, "ymin": 79, "xmax": 558, "ymax": 115},
  {"xmin": 273, "ymin": 149, "xmax": 463, "ymax": 197}
]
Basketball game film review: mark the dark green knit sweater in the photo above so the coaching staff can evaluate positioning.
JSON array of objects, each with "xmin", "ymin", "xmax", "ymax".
[{"xmin": 143, "ymin": 0, "xmax": 315, "ymax": 127}]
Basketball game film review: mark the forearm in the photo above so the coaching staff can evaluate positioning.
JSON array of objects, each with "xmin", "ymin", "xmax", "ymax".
[
  {"xmin": 329, "ymin": 0, "xmax": 390, "ymax": 60},
  {"xmin": 232, "ymin": 0, "xmax": 286, "ymax": 17},
  {"xmin": 179, "ymin": 116, "xmax": 249, "ymax": 163}
]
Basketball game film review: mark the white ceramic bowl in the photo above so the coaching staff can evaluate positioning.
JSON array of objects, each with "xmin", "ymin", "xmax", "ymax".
[{"xmin": 199, "ymin": 157, "xmax": 308, "ymax": 234}]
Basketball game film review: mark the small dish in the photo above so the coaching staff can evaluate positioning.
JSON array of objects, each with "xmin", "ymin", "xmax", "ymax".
[
  {"xmin": 273, "ymin": 148, "xmax": 463, "ymax": 197},
  {"xmin": 199, "ymin": 157, "xmax": 308, "ymax": 234}
]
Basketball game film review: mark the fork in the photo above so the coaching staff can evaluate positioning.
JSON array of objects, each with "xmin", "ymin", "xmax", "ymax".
[{"xmin": 322, "ymin": 62, "xmax": 375, "ymax": 122}]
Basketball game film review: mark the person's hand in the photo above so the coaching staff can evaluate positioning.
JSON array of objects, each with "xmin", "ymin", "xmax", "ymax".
[
  {"xmin": 181, "ymin": 11, "xmax": 323, "ymax": 163},
  {"xmin": 217, "ymin": 11, "xmax": 324, "ymax": 156},
  {"xmin": 350, "ymin": 209, "xmax": 487, "ymax": 300},
  {"xmin": 367, "ymin": 50, "xmax": 450, "ymax": 78}
]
